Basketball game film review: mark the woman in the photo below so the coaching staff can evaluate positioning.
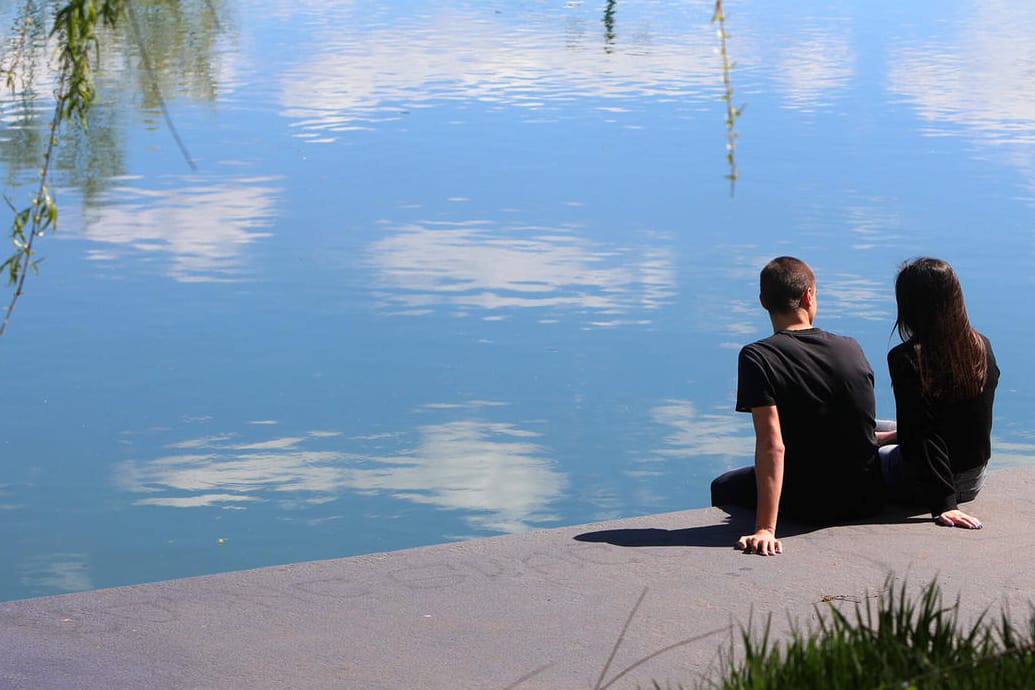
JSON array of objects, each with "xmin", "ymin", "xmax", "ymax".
[{"xmin": 879, "ymin": 258, "xmax": 999, "ymax": 528}]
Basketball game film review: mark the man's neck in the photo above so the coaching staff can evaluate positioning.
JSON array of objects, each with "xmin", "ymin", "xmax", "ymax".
[{"xmin": 770, "ymin": 310, "xmax": 813, "ymax": 333}]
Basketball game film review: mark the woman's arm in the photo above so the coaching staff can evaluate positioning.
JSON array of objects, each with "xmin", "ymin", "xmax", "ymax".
[
  {"xmin": 876, "ymin": 429, "xmax": 897, "ymax": 446},
  {"xmin": 888, "ymin": 346, "xmax": 961, "ymax": 517}
]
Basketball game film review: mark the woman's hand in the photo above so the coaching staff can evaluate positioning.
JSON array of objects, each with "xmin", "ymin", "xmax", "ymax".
[
  {"xmin": 935, "ymin": 509, "xmax": 983, "ymax": 529},
  {"xmin": 737, "ymin": 528, "xmax": 783, "ymax": 555}
]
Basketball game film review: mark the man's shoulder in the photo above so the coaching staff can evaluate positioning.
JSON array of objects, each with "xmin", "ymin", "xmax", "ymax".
[
  {"xmin": 796, "ymin": 328, "xmax": 870, "ymax": 359},
  {"xmin": 812, "ymin": 327, "xmax": 862, "ymax": 346},
  {"xmin": 738, "ymin": 334, "xmax": 785, "ymax": 364},
  {"xmin": 744, "ymin": 329, "xmax": 873, "ymax": 379},
  {"xmin": 739, "ymin": 334, "xmax": 775, "ymax": 352},
  {"xmin": 742, "ymin": 328, "xmax": 862, "ymax": 352}
]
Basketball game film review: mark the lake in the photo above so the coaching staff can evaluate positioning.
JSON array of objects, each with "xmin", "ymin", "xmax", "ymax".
[{"xmin": 2, "ymin": 0, "xmax": 1034, "ymax": 601}]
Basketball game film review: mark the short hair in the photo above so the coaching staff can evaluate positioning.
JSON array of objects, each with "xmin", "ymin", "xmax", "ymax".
[{"xmin": 759, "ymin": 256, "xmax": 815, "ymax": 314}]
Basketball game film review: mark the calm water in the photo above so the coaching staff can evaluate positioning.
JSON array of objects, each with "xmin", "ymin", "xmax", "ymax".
[{"xmin": 2, "ymin": 0, "xmax": 1034, "ymax": 601}]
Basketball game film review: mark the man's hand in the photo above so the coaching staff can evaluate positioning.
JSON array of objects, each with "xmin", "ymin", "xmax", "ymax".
[
  {"xmin": 936, "ymin": 509, "xmax": 983, "ymax": 529},
  {"xmin": 737, "ymin": 528, "xmax": 783, "ymax": 555},
  {"xmin": 745, "ymin": 406, "xmax": 784, "ymax": 557}
]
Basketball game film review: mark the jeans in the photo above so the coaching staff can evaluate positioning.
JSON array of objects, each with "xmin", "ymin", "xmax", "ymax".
[{"xmin": 877, "ymin": 419, "xmax": 986, "ymax": 507}]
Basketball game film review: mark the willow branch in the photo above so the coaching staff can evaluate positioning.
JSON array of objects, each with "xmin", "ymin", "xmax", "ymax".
[{"xmin": 0, "ymin": 72, "xmax": 65, "ymax": 337}]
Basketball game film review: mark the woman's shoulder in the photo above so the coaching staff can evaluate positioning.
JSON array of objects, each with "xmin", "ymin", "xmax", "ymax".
[
  {"xmin": 886, "ymin": 341, "xmax": 921, "ymax": 390},
  {"xmin": 887, "ymin": 339, "xmax": 917, "ymax": 363},
  {"xmin": 975, "ymin": 331, "xmax": 1001, "ymax": 378}
]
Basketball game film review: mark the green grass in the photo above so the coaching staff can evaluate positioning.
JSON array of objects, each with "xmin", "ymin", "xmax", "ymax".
[{"xmin": 698, "ymin": 579, "xmax": 1035, "ymax": 690}]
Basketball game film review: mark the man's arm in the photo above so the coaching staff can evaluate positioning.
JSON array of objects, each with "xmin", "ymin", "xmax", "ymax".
[{"xmin": 737, "ymin": 405, "xmax": 784, "ymax": 555}]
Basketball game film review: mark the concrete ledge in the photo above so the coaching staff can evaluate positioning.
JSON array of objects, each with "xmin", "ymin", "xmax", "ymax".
[{"xmin": 2, "ymin": 466, "xmax": 1034, "ymax": 689}]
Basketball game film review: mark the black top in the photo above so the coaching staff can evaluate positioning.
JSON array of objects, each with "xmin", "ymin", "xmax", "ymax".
[
  {"xmin": 888, "ymin": 334, "xmax": 999, "ymax": 515},
  {"xmin": 737, "ymin": 328, "xmax": 884, "ymax": 522}
]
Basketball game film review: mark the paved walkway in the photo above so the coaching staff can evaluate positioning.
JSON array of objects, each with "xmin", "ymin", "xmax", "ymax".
[{"xmin": 2, "ymin": 466, "xmax": 1033, "ymax": 689}]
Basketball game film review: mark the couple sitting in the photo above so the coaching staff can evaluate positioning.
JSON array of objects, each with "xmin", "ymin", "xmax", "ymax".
[{"xmin": 711, "ymin": 256, "xmax": 999, "ymax": 556}]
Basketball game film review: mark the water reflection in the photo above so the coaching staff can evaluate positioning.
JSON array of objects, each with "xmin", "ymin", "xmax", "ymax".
[
  {"xmin": 819, "ymin": 273, "xmax": 891, "ymax": 322},
  {"xmin": 117, "ymin": 406, "xmax": 566, "ymax": 534},
  {"xmin": 81, "ymin": 178, "xmax": 280, "ymax": 281},
  {"xmin": 0, "ymin": 484, "xmax": 17, "ymax": 511},
  {"xmin": 18, "ymin": 553, "xmax": 93, "ymax": 595},
  {"xmin": 345, "ymin": 418, "xmax": 566, "ymax": 533},
  {"xmin": 712, "ymin": 0, "xmax": 741, "ymax": 191},
  {"xmin": 648, "ymin": 399, "xmax": 752, "ymax": 462},
  {"xmin": 885, "ymin": 1, "xmax": 1035, "ymax": 199},
  {"xmin": 887, "ymin": 4, "xmax": 1035, "ymax": 147},
  {"xmin": 114, "ymin": 0, "xmax": 229, "ymax": 103},
  {"xmin": 842, "ymin": 203, "xmax": 906, "ymax": 251},
  {"xmin": 603, "ymin": 0, "xmax": 617, "ymax": 53},
  {"xmin": 773, "ymin": 27, "xmax": 855, "ymax": 111},
  {"xmin": 117, "ymin": 429, "xmax": 353, "ymax": 507},
  {"xmin": 0, "ymin": 8, "xmax": 63, "ymax": 185},
  {"xmin": 277, "ymin": 4, "xmax": 725, "ymax": 138},
  {"xmin": 4, "ymin": 0, "xmax": 1035, "ymax": 604},
  {"xmin": 612, "ymin": 399, "xmax": 751, "ymax": 514},
  {"xmin": 0, "ymin": 0, "xmax": 230, "ymax": 198},
  {"xmin": 991, "ymin": 439, "xmax": 1035, "ymax": 468},
  {"xmin": 367, "ymin": 220, "xmax": 675, "ymax": 323}
]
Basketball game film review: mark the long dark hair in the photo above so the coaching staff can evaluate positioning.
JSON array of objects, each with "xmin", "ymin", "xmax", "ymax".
[{"xmin": 894, "ymin": 257, "xmax": 987, "ymax": 400}]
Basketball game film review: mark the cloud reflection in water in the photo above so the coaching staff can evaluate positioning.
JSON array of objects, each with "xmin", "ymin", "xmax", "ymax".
[
  {"xmin": 277, "ymin": 5, "xmax": 726, "ymax": 138},
  {"xmin": 885, "ymin": 1, "xmax": 1035, "ymax": 198},
  {"xmin": 0, "ymin": 484, "xmax": 19, "ymax": 511},
  {"xmin": 773, "ymin": 27, "xmax": 855, "ymax": 112},
  {"xmin": 81, "ymin": 178, "xmax": 280, "ymax": 282},
  {"xmin": 989, "ymin": 439, "xmax": 1035, "ymax": 469},
  {"xmin": 367, "ymin": 220, "xmax": 675, "ymax": 323},
  {"xmin": 18, "ymin": 553, "xmax": 93, "ymax": 595},
  {"xmin": 347, "ymin": 420, "xmax": 566, "ymax": 533},
  {"xmin": 820, "ymin": 274, "xmax": 891, "ymax": 322},
  {"xmin": 887, "ymin": 4, "xmax": 1035, "ymax": 147},
  {"xmin": 648, "ymin": 399, "xmax": 752, "ymax": 463},
  {"xmin": 116, "ymin": 411, "xmax": 566, "ymax": 534}
]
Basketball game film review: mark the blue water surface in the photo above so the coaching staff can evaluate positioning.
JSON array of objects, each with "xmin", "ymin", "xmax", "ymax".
[{"xmin": 1, "ymin": 0, "xmax": 1034, "ymax": 601}]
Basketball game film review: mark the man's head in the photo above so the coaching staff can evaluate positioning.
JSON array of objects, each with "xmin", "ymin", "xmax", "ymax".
[{"xmin": 759, "ymin": 256, "xmax": 815, "ymax": 319}]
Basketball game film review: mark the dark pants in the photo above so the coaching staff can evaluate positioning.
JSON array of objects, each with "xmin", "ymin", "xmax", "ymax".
[
  {"xmin": 710, "ymin": 462, "xmax": 887, "ymax": 522},
  {"xmin": 877, "ymin": 419, "xmax": 985, "ymax": 508},
  {"xmin": 710, "ymin": 465, "xmax": 757, "ymax": 509},
  {"xmin": 879, "ymin": 444, "xmax": 985, "ymax": 507}
]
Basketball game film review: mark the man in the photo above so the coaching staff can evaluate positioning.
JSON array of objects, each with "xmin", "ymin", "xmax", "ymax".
[{"xmin": 711, "ymin": 257, "xmax": 885, "ymax": 555}]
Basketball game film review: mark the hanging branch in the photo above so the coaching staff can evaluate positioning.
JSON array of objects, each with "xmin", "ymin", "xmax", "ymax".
[
  {"xmin": 1, "ymin": 0, "xmax": 128, "ymax": 337},
  {"xmin": 125, "ymin": 1, "xmax": 196, "ymax": 171},
  {"xmin": 0, "ymin": 82, "xmax": 61, "ymax": 337},
  {"xmin": 602, "ymin": 0, "xmax": 616, "ymax": 53},
  {"xmin": 2, "ymin": 0, "xmax": 40, "ymax": 92},
  {"xmin": 712, "ymin": 0, "xmax": 743, "ymax": 195}
]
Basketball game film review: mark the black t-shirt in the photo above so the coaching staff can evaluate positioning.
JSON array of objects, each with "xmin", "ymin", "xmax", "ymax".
[
  {"xmin": 737, "ymin": 327, "xmax": 883, "ymax": 522},
  {"xmin": 888, "ymin": 334, "xmax": 999, "ymax": 515}
]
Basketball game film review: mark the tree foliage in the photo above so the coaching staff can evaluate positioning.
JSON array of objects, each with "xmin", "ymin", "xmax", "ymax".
[{"xmin": 1, "ymin": 0, "xmax": 125, "ymax": 337}]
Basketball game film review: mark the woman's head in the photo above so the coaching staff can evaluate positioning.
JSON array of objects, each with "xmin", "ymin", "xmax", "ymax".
[
  {"xmin": 894, "ymin": 257, "xmax": 968, "ymax": 342},
  {"xmin": 893, "ymin": 257, "xmax": 986, "ymax": 399}
]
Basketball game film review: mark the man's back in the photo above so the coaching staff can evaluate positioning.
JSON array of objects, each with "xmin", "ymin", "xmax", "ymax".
[{"xmin": 737, "ymin": 327, "xmax": 883, "ymax": 521}]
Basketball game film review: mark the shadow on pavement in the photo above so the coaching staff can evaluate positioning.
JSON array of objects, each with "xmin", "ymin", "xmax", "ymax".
[{"xmin": 574, "ymin": 505, "xmax": 933, "ymax": 549}]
